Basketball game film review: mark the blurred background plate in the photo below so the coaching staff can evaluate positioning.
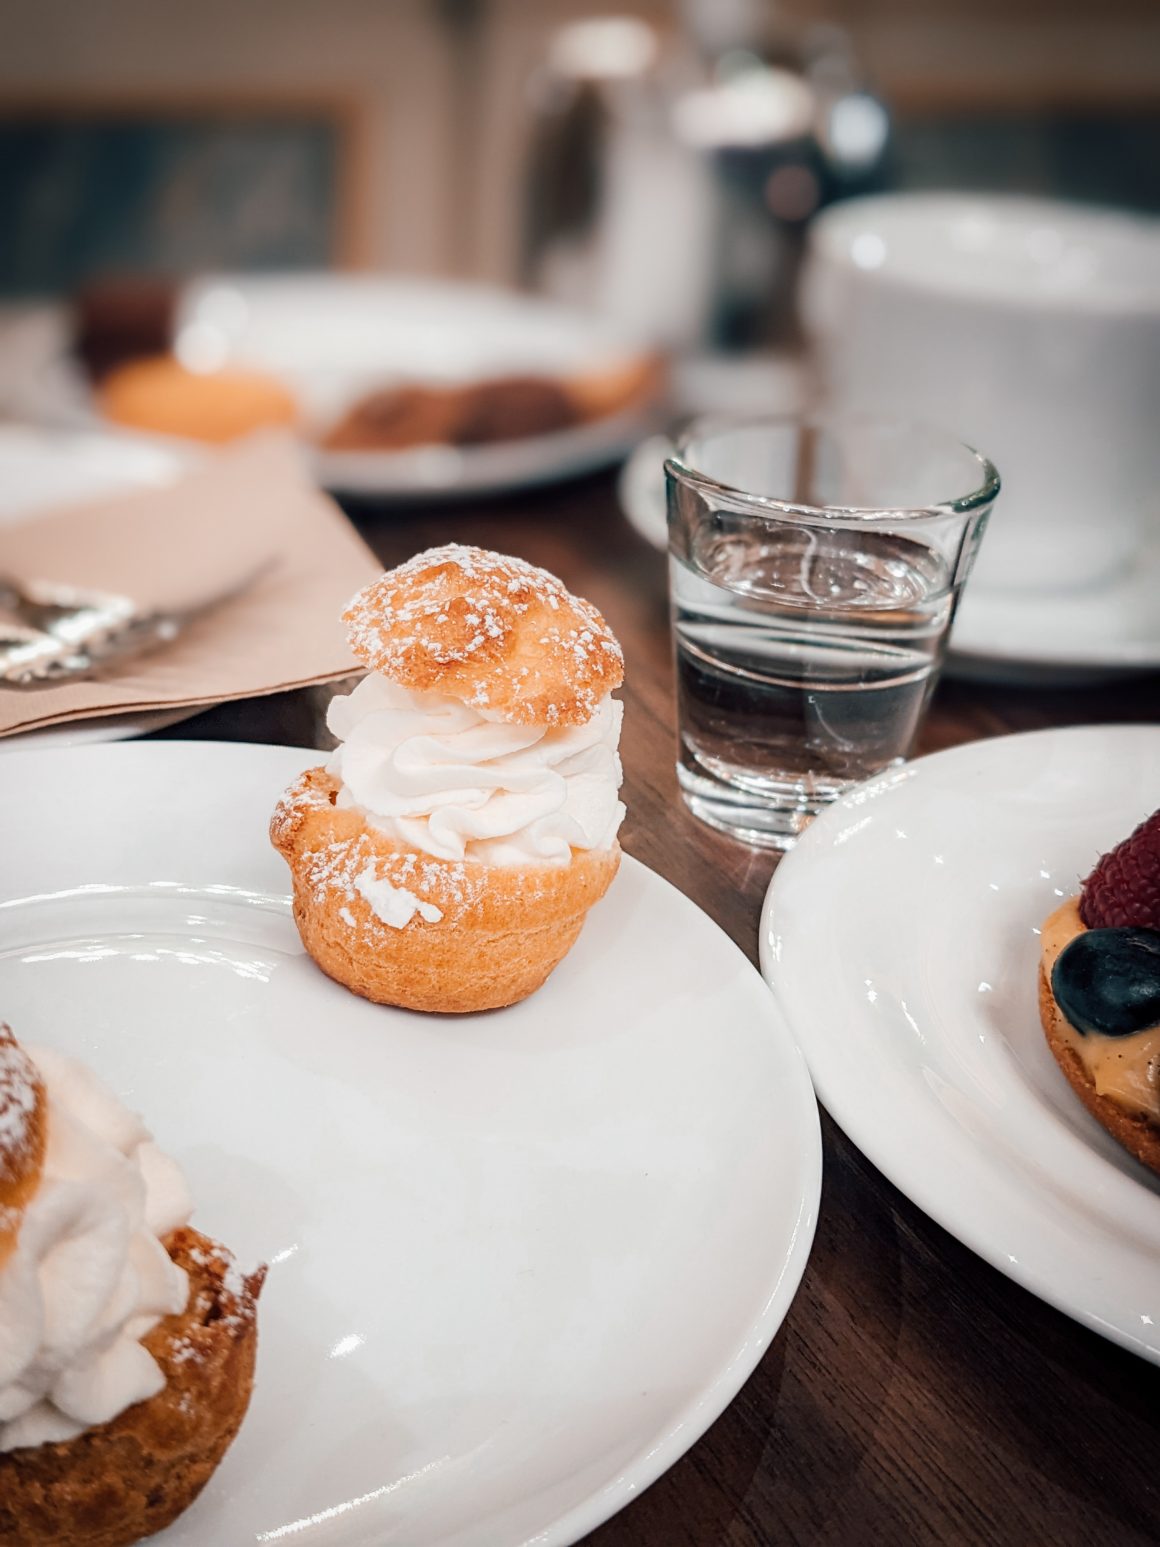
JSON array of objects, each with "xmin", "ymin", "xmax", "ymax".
[
  {"xmin": 316, "ymin": 406, "xmax": 654, "ymax": 501},
  {"xmin": 177, "ymin": 274, "xmax": 662, "ymax": 498},
  {"xmin": 2, "ymin": 279, "xmax": 663, "ymax": 500}
]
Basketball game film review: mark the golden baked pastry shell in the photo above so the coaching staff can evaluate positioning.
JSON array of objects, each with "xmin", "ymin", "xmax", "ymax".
[
  {"xmin": 1038, "ymin": 963, "xmax": 1160, "ymax": 1176},
  {"xmin": 271, "ymin": 765, "xmax": 620, "ymax": 1014},
  {"xmin": 0, "ymin": 1226, "xmax": 265, "ymax": 1547}
]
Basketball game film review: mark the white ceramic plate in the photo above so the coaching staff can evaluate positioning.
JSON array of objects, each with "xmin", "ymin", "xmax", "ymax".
[
  {"xmin": 945, "ymin": 535, "xmax": 1160, "ymax": 684},
  {"xmin": 760, "ymin": 724, "xmax": 1160, "ymax": 1362},
  {"xmin": 0, "ymin": 741, "xmax": 820, "ymax": 1545},
  {"xmin": 0, "ymin": 425, "xmax": 202, "ymax": 750},
  {"xmin": 176, "ymin": 276, "xmax": 658, "ymax": 498},
  {"xmin": 0, "ymin": 707, "xmax": 198, "ymax": 755}
]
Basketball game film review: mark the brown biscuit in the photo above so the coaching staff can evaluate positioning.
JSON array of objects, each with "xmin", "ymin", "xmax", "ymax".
[
  {"xmin": 451, "ymin": 376, "xmax": 577, "ymax": 444},
  {"xmin": 320, "ymin": 384, "xmax": 467, "ymax": 452},
  {"xmin": 320, "ymin": 356, "xmax": 660, "ymax": 454}
]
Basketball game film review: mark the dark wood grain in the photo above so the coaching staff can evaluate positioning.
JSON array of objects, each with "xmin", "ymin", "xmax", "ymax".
[{"xmin": 157, "ymin": 470, "xmax": 1160, "ymax": 1547}]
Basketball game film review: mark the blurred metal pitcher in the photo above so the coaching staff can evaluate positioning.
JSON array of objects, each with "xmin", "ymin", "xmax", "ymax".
[
  {"xmin": 520, "ymin": 18, "xmax": 712, "ymax": 347},
  {"xmin": 520, "ymin": 15, "xmax": 888, "ymax": 351}
]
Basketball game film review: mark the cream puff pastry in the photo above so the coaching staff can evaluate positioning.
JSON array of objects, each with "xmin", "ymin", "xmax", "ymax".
[
  {"xmin": 271, "ymin": 544, "xmax": 626, "ymax": 1013},
  {"xmin": 0, "ymin": 1023, "xmax": 264, "ymax": 1547}
]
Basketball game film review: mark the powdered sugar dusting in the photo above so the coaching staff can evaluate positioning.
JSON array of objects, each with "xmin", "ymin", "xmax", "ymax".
[
  {"xmin": 168, "ymin": 1335, "xmax": 200, "ymax": 1367},
  {"xmin": 182, "ymin": 1236, "xmax": 259, "ymax": 1334},
  {"xmin": 305, "ymin": 834, "xmax": 484, "ymax": 931},
  {"xmin": 354, "ymin": 865, "xmax": 444, "ymax": 928},
  {"xmin": 296, "ymin": 817, "xmax": 560, "ymax": 949},
  {"xmin": 270, "ymin": 772, "xmax": 332, "ymax": 851},
  {"xmin": 0, "ymin": 1023, "xmax": 40, "ymax": 1184}
]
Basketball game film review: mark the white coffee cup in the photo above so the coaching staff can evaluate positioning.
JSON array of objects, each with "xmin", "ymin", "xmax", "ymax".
[{"xmin": 803, "ymin": 193, "xmax": 1160, "ymax": 592}]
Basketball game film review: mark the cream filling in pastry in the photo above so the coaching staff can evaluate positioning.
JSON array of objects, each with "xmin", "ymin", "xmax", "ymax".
[
  {"xmin": 326, "ymin": 673, "xmax": 625, "ymax": 866},
  {"xmin": 0, "ymin": 1048, "xmax": 192, "ymax": 1452},
  {"xmin": 1041, "ymin": 897, "xmax": 1160, "ymax": 1120}
]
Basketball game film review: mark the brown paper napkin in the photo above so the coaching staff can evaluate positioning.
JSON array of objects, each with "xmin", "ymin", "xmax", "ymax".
[{"xmin": 0, "ymin": 433, "xmax": 379, "ymax": 737}]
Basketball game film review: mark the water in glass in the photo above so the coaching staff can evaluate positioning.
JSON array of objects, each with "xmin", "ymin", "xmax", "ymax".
[{"xmin": 671, "ymin": 524, "xmax": 956, "ymax": 843}]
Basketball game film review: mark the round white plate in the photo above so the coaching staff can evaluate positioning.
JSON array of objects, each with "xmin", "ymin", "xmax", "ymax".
[
  {"xmin": 0, "ymin": 707, "xmax": 197, "ymax": 755},
  {"xmin": 760, "ymin": 724, "xmax": 1160, "ymax": 1362},
  {"xmin": 177, "ymin": 276, "xmax": 658, "ymax": 498},
  {"xmin": 0, "ymin": 741, "xmax": 820, "ymax": 1546},
  {"xmin": 0, "ymin": 425, "xmax": 201, "ymax": 750},
  {"xmin": 946, "ymin": 534, "xmax": 1160, "ymax": 684}
]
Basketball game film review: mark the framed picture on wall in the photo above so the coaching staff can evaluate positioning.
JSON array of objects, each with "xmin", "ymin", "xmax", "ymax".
[{"xmin": 0, "ymin": 92, "xmax": 370, "ymax": 297}]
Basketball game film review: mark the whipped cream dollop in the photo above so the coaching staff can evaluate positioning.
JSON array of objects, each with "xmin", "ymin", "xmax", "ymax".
[
  {"xmin": 326, "ymin": 673, "xmax": 625, "ymax": 866},
  {"xmin": 0, "ymin": 1048, "xmax": 192, "ymax": 1452}
]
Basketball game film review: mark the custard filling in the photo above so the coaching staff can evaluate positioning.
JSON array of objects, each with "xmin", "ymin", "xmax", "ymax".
[{"xmin": 1041, "ymin": 897, "xmax": 1160, "ymax": 1120}]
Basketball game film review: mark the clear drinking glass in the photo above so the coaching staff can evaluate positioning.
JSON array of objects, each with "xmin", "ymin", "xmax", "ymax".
[{"xmin": 666, "ymin": 414, "xmax": 1000, "ymax": 848}]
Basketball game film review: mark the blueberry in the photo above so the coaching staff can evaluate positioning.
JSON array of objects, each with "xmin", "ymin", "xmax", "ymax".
[{"xmin": 1052, "ymin": 927, "xmax": 1160, "ymax": 1038}]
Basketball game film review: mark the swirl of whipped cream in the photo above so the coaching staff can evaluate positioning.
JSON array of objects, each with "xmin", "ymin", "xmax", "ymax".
[
  {"xmin": 0, "ymin": 1047, "xmax": 192, "ymax": 1452},
  {"xmin": 326, "ymin": 673, "xmax": 625, "ymax": 865}
]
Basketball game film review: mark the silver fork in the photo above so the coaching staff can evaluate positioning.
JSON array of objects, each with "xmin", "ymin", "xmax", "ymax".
[{"xmin": 0, "ymin": 562, "xmax": 273, "ymax": 689}]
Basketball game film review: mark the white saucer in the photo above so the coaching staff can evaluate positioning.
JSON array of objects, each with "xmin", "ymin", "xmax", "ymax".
[
  {"xmin": 0, "ymin": 741, "xmax": 821, "ymax": 1546},
  {"xmin": 618, "ymin": 432, "xmax": 1160, "ymax": 686},
  {"xmin": 761, "ymin": 724, "xmax": 1160, "ymax": 1362},
  {"xmin": 946, "ymin": 534, "xmax": 1160, "ymax": 684}
]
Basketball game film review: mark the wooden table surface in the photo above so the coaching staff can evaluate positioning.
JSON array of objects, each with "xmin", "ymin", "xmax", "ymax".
[{"xmin": 159, "ymin": 470, "xmax": 1160, "ymax": 1547}]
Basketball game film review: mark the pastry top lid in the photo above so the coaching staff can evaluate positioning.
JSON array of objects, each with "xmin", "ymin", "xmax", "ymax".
[{"xmin": 342, "ymin": 544, "xmax": 624, "ymax": 726}]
